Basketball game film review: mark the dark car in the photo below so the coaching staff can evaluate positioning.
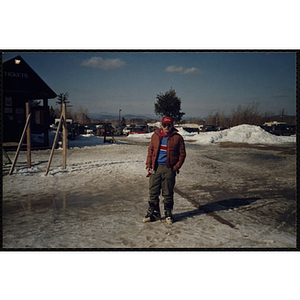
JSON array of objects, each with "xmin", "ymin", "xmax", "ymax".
[
  {"xmin": 286, "ymin": 125, "xmax": 296, "ymax": 135},
  {"xmin": 260, "ymin": 125, "xmax": 272, "ymax": 133},
  {"xmin": 182, "ymin": 127, "xmax": 200, "ymax": 133},
  {"xmin": 270, "ymin": 124, "xmax": 296, "ymax": 136},
  {"xmin": 201, "ymin": 125, "xmax": 218, "ymax": 132},
  {"xmin": 149, "ymin": 126, "xmax": 159, "ymax": 132},
  {"xmin": 217, "ymin": 126, "xmax": 228, "ymax": 131}
]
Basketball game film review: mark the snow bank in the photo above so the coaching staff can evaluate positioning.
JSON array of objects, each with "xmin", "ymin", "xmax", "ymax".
[
  {"xmin": 127, "ymin": 124, "xmax": 296, "ymax": 145},
  {"xmin": 68, "ymin": 134, "xmax": 105, "ymax": 148}
]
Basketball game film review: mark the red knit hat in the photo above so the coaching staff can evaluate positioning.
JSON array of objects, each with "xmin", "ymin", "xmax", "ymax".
[{"xmin": 162, "ymin": 116, "xmax": 173, "ymax": 126}]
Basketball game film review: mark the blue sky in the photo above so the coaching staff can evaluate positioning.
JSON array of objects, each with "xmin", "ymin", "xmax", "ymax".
[{"xmin": 3, "ymin": 51, "xmax": 296, "ymax": 119}]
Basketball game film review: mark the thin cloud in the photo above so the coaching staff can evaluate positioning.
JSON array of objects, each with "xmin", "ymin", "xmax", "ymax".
[
  {"xmin": 183, "ymin": 67, "xmax": 199, "ymax": 74},
  {"xmin": 81, "ymin": 57, "xmax": 126, "ymax": 70},
  {"xmin": 165, "ymin": 65, "xmax": 199, "ymax": 74},
  {"xmin": 165, "ymin": 66, "xmax": 184, "ymax": 73}
]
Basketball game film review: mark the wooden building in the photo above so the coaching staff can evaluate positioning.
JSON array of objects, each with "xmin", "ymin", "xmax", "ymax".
[{"xmin": 3, "ymin": 55, "xmax": 57, "ymax": 148}]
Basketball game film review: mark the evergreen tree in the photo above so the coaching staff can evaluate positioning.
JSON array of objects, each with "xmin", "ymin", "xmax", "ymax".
[
  {"xmin": 56, "ymin": 92, "xmax": 71, "ymax": 112},
  {"xmin": 154, "ymin": 88, "xmax": 185, "ymax": 123}
]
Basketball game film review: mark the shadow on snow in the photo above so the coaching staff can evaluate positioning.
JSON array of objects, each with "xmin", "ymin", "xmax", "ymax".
[{"xmin": 173, "ymin": 197, "xmax": 260, "ymax": 223}]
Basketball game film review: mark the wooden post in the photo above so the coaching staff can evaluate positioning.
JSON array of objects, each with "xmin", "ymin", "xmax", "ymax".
[
  {"xmin": 26, "ymin": 102, "xmax": 31, "ymax": 169},
  {"xmin": 9, "ymin": 113, "xmax": 32, "ymax": 175},
  {"xmin": 43, "ymin": 98, "xmax": 49, "ymax": 147},
  {"xmin": 45, "ymin": 112, "xmax": 64, "ymax": 176},
  {"xmin": 62, "ymin": 103, "xmax": 67, "ymax": 170},
  {"xmin": 111, "ymin": 134, "xmax": 116, "ymax": 144},
  {"xmin": 103, "ymin": 123, "xmax": 107, "ymax": 143}
]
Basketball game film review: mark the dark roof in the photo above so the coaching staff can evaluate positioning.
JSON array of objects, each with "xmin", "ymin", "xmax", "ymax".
[{"xmin": 3, "ymin": 55, "xmax": 57, "ymax": 100}]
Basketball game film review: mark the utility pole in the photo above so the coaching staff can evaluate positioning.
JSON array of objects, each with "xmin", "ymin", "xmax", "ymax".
[{"xmin": 119, "ymin": 109, "xmax": 122, "ymax": 125}]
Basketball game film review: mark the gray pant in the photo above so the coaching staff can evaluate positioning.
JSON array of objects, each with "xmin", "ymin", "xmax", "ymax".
[{"xmin": 149, "ymin": 164, "xmax": 176, "ymax": 208}]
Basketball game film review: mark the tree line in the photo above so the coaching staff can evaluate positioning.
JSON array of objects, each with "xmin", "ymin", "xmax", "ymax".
[
  {"xmin": 50, "ymin": 106, "xmax": 91, "ymax": 124},
  {"xmin": 203, "ymin": 103, "xmax": 293, "ymax": 127}
]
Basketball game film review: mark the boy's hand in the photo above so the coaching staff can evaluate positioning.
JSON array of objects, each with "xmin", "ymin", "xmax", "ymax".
[{"xmin": 146, "ymin": 168, "xmax": 152, "ymax": 177}]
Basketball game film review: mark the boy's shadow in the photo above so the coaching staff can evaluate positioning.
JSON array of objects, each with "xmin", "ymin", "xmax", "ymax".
[{"xmin": 173, "ymin": 197, "xmax": 260, "ymax": 222}]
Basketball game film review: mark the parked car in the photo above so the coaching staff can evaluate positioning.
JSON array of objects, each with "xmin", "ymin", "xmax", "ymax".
[
  {"xmin": 113, "ymin": 125, "xmax": 125, "ymax": 135},
  {"xmin": 135, "ymin": 125, "xmax": 146, "ymax": 130},
  {"xmin": 149, "ymin": 126, "xmax": 159, "ymax": 132},
  {"xmin": 200, "ymin": 125, "xmax": 218, "ymax": 132},
  {"xmin": 286, "ymin": 125, "xmax": 296, "ymax": 135},
  {"xmin": 270, "ymin": 124, "xmax": 296, "ymax": 136},
  {"xmin": 260, "ymin": 125, "xmax": 273, "ymax": 133},
  {"xmin": 131, "ymin": 127, "xmax": 146, "ymax": 134},
  {"xmin": 182, "ymin": 127, "xmax": 200, "ymax": 133},
  {"xmin": 96, "ymin": 124, "xmax": 114, "ymax": 136},
  {"xmin": 217, "ymin": 126, "xmax": 228, "ymax": 131},
  {"xmin": 260, "ymin": 124, "xmax": 295, "ymax": 136},
  {"xmin": 84, "ymin": 125, "xmax": 96, "ymax": 134},
  {"xmin": 123, "ymin": 125, "xmax": 135, "ymax": 136}
]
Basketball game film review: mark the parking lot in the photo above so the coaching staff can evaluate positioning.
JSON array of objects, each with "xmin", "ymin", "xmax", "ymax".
[{"xmin": 2, "ymin": 136, "xmax": 296, "ymax": 248}]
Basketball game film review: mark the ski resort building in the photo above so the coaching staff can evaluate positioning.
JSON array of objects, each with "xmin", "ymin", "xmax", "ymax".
[{"xmin": 3, "ymin": 55, "xmax": 57, "ymax": 148}]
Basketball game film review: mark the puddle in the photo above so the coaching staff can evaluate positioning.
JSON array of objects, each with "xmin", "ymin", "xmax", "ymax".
[{"xmin": 3, "ymin": 193, "xmax": 105, "ymax": 216}]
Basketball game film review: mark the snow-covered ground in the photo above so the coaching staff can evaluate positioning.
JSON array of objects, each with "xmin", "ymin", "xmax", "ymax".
[{"xmin": 2, "ymin": 125, "xmax": 296, "ymax": 248}]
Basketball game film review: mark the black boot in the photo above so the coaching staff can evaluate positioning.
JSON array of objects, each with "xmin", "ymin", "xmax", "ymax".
[
  {"xmin": 143, "ymin": 202, "xmax": 161, "ymax": 222},
  {"xmin": 164, "ymin": 202, "xmax": 174, "ymax": 224}
]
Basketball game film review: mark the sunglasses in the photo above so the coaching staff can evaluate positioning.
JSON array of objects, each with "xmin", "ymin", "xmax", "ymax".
[{"xmin": 162, "ymin": 123, "xmax": 172, "ymax": 128}]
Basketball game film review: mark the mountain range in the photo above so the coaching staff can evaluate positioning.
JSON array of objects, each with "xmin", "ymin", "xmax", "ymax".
[{"xmin": 88, "ymin": 112, "xmax": 160, "ymax": 120}]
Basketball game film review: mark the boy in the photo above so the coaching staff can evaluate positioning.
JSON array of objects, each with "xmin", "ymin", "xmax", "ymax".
[{"xmin": 144, "ymin": 116, "xmax": 186, "ymax": 224}]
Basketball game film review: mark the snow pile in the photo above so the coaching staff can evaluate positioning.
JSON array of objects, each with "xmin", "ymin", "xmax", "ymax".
[
  {"xmin": 68, "ymin": 134, "xmax": 105, "ymax": 148},
  {"xmin": 31, "ymin": 133, "xmax": 106, "ymax": 149},
  {"xmin": 128, "ymin": 124, "xmax": 296, "ymax": 145},
  {"xmin": 30, "ymin": 132, "xmax": 57, "ymax": 146},
  {"xmin": 182, "ymin": 125, "xmax": 296, "ymax": 145}
]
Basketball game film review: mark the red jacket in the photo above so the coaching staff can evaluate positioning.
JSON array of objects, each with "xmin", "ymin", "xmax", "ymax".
[{"xmin": 146, "ymin": 128, "xmax": 186, "ymax": 171}]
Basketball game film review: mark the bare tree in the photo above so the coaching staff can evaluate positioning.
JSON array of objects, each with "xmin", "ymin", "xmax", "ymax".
[{"xmin": 207, "ymin": 102, "xmax": 277, "ymax": 128}]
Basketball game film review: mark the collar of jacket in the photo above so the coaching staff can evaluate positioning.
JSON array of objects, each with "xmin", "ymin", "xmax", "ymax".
[{"xmin": 154, "ymin": 127, "xmax": 178, "ymax": 138}]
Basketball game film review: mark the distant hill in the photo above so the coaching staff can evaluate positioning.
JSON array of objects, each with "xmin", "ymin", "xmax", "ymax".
[
  {"xmin": 88, "ymin": 112, "xmax": 158, "ymax": 120},
  {"xmin": 88, "ymin": 112, "xmax": 208, "ymax": 121}
]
